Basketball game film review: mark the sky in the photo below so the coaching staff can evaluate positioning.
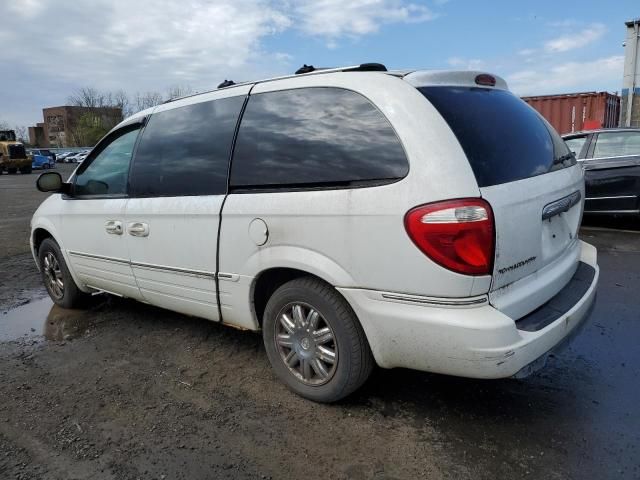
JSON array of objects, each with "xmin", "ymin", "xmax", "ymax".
[{"xmin": 1, "ymin": 0, "xmax": 638, "ymax": 128}]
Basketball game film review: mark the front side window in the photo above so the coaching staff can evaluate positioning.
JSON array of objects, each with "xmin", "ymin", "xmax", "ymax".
[
  {"xmin": 74, "ymin": 127, "xmax": 139, "ymax": 196},
  {"xmin": 129, "ymin": 95, "xmax": 245, "ymax": 197},
  {"xmin": 230, "ymin": 87, "xmax": 408, "ymax": 189},
  {"xmin": 593, "ymin": 131, "xmax": 640, "ymax": 158}
]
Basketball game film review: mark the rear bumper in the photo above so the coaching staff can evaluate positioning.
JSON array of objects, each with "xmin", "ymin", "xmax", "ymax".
[{"xmin": 338, "ymin": 240, "xmax": 598, "ymax": 379}]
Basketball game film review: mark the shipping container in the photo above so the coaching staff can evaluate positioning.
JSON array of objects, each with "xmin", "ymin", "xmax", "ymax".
[{"xmin": 522, "ymin": 92, "xmax": 620, "ymax": 135}]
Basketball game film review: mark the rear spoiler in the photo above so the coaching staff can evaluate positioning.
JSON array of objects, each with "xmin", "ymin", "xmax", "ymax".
[{"xmin": 403, "ymin": 70, "xmax": 509, "ymax": 91}]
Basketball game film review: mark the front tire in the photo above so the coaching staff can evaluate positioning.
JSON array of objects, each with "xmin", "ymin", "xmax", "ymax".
[
  {"xmin": 263, "ymin": 277, "xmax": 374, "ymax": 402},
  {"xmin": 38, "ymin": 238, "xmax": 89, "ymax": 308},
  {"xmin": 20, "ymin": 166, "xmax": 32, "ymax": 174}
]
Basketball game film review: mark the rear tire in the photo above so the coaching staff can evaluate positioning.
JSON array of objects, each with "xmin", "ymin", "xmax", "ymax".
[
  {"xmin": 262, "ymin": 277, "xmax": 374, "ymax": 402},
  {"xmin": 7, "ymin": 167, "xmax": 17, "ymax": 174},
  {"xmin": 38, "ymin": 238, "xmax": 90, "ymax": 308}
]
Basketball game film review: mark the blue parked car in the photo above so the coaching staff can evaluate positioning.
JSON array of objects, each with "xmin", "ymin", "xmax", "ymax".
[
  {"xmin": 30, "ymin": 149, "xmax": 56, "ymax": 163},
  {"xmin": 32, "ymin": 154, "xmax": 55, "ymax": 170}
]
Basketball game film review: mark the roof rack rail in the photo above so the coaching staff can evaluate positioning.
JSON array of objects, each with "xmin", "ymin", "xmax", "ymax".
[
  {"xmin": 150, "ymin": 63, "xmax": 391, "ymax": 107},
  {"xmin": 295, "ymin": 64, "xmax": 316, "ymax": 75},
  {"xmin": 352, "ymin": 63, "xmax": 387, "ymax": 72},
  {"xmin": 294, "ymin": 62, "xmax": 387, "ymax": 75}
]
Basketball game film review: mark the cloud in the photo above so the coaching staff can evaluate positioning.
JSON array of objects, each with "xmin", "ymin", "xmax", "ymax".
[
  {"xmin": 517, "ymin": 48, "xmax": 536, "ymax": 57},
  {"xmin": 1, "ymin": 0, "xmax": 439, "ymax": 126},
  {"xmin": 447, "ymin": 57, "xmax": 486, "ymax": 70},
  {"xmin": 292, "ymin": 0, "xmax": 436, "ymax": 39},
  {"xmin": 7, "ymin": 0, "xmax": 45, "ymax": 18},
  {"xmin": 507, "ymin": 55, "xmax": 624, "ymax": 96},
  {"xmin": 544, "ymin": 23, "xmax": 606, "ymax": 52}
]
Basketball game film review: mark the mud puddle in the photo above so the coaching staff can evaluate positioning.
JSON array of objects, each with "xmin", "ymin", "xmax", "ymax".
[{"xmin": 1, "ymin": 297, "xmax": 94, "ymax": 342}]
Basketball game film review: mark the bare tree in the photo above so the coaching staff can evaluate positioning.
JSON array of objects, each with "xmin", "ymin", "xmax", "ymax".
[
  {"xmin": 66, "ymin": 87, "xmax": 125, "ymax": 146},
  {"xmin": 14, "ymin": 125, "xmax": 28, "ymax": 143},
  {"xmin": 134, "ymin": 91, "xmax": 164, "ymax": 113},
  {"xmin": 165, "ymin": 84, "xmax": 194, "ymax": 101},
  {"xmin": 112, "ymin": 89, "xmax": 132, "ymax": 118},
  {"xmin": 68, "ymin": 87, "xmax": 108, "ymax": 109},
  {"xmin": 0, "ymin": 120, "xmax": 11, "ymax": 131}
]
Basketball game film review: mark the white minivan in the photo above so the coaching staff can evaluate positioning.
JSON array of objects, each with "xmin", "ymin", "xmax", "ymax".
[{"xmin": 32, "ymin": 64, "xmax": 598, "ymax": 402}]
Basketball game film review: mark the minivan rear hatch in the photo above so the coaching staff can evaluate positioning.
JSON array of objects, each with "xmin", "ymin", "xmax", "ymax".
[{"xmin": 417, "ymin": 82, "xmax": 583, "ymax": 319}]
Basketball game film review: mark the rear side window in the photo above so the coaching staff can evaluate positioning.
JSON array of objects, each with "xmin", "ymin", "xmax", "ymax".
[
  {"xmin": 130, "ymin": 95, "xmax": 244, "ymax": 197},
  {"xmin": 230, "ymin": 87, "xmax": 408, "ymax": 189},
  {"xmin": 592, "ymin": 131, "xmax": 640, "ymax": 158},
  {"xmin": 419, "ymin": 87, "xmax": 574, "ymax": 187}
]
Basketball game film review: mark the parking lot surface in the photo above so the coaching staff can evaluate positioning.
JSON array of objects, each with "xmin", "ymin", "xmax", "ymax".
[{"xmin": 1, "ymin": 165, "xmax": 639, "ymax": 479}]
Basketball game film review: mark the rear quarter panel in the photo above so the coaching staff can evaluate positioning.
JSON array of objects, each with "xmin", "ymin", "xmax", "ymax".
[{"xmin": 218, "ymin": 73, "xmax": 488, "ymax": 328}]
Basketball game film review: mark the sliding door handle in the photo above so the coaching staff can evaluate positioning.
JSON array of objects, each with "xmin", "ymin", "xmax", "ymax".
[
  {"xmin": 127, "ymin": 222, "xmax": 149, "ymax": 237},
  {"xmin": 105, "ymin": 220, "xmax": 123, "ymax": 235}
]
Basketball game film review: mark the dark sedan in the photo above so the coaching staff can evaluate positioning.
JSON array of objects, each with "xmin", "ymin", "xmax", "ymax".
[{"xmin": 563, "ymin": 128, "xmax": 640, "ymax": 215}]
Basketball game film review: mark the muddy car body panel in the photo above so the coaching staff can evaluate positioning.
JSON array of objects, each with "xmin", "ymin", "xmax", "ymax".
[{"xmin": 31, "ymin": 66, "xmax": 599, "ymax": 399}]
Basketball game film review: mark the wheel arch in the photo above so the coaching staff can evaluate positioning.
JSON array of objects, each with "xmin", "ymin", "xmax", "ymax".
[
  {"xmin": 32, "ymin": 227, "xmax": 54, "ymax": 258},
  {"xmin": 240, "ymin": 245, "xmax": 356, "ymax": 326},
  {"xmin": 30, "ymin": 222, "xmax": 89, "ymax": 293},
  {"xmin": 251, "ymin": 267, "xmax": 358, "ymax": 330}
]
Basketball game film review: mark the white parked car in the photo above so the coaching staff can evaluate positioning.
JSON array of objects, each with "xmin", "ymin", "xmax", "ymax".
[
  {"xmin": 63, "ymin": 153, "xmax": 80, "ymax": 163},
  {"xmin": 75, "ymin": 152, "xmax": 89, "ymax": 163},
  {"xmin": 31, "ymin": 64, "xmax": 598, "ymax": 402}
]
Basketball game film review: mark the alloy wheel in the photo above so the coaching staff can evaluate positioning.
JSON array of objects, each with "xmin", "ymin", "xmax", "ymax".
[
  {"xmin": 274, "ymin": 302, "xmax": 338, "ymax": 386},
  {"xmin": 43, "ymin": 252, "xmax": 64, "ymax": 299}
]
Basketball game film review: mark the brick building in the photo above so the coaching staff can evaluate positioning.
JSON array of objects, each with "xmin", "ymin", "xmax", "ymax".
[{"xmin": 29, "ymin": 105, "xmax": 122, "ymax": 148}]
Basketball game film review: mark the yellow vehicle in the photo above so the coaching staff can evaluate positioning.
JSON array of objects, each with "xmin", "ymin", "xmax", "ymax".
[{"xmin": 0, "ymin": 130, "xmax": 31, "ymax": 174}]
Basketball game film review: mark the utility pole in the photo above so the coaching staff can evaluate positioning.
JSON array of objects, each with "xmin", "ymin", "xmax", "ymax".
[{"xmin": 621, "ymin": 19, "xmax": 640, "ymax": 127}]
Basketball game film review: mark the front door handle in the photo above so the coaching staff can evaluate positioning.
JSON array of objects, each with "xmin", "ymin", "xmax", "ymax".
[
  {"xmin": 127, "ymin": 222, "xmax": 149, "ymax": 237},
  {"xmin": 105, "ymin": 220, "xmax": 123, "ymax": 235}
]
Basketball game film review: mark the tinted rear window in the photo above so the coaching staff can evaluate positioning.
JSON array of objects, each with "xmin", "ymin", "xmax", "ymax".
[
  {"xmin": 419, "ymin": 87, "xmax": 574, "ymax": 187},
  {"xmin": 230, "ymin": 87, "xmax": 408, "ymax": 189}
]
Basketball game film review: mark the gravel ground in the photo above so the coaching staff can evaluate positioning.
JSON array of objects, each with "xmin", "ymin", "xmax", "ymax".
[{"xmin": 1, "ymin": 165, "xmax": 639, "ymax": 479}]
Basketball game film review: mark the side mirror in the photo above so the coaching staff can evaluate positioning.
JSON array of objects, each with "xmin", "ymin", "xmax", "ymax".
[{"xmin": 36, "ymin": 172, "xmax": 64, "ymax": 192}]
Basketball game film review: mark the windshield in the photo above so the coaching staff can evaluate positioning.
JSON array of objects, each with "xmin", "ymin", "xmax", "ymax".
[
  {"xmin": 419, "ymin": 86, "xmax": 575, "ymax": 187},
  {"xmin": 0, "ymin": 131, "xmax": 16, "ymax": 141}
]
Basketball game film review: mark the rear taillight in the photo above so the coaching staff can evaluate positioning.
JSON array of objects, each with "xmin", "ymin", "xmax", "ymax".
[{"xmin": 404, "ymin": 199, "xmax": 495, "ymax": 276}]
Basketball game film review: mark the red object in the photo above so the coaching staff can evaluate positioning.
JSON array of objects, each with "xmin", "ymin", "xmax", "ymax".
[
  {"xmin": 521, "ymin": 91, "xmax": 620, "ymax": 135},
  {"xmin": 475, "ymin": 74, "xmax": 496, "ymax": 87},
  {"xmin": 404, "ymin": 199, "xmax": 494, "ymax": 276},
  {"xmin": 583, "ymin": 119, "xmax": 602, "ymax": 130}
]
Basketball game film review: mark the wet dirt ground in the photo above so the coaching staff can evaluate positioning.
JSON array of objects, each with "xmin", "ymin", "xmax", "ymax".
[{"xmin": 1, "ymin": 165, "xmax": 639, "ymax": 479}]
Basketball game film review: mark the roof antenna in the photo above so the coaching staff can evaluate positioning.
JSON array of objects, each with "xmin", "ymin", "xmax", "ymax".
[
  {"xmin": 218, "ymin": 79, "xmax": 235, "ymax": 88},
  {"xmin": 295, "ymin": 64, "xmax": 315, "ymax": 75}
]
